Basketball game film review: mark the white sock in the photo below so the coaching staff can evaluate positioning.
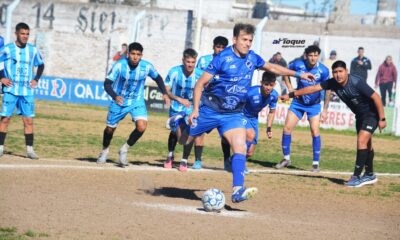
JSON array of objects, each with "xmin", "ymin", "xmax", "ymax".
[
  {"xmin": 120, "ymin": 143, "xmax": 130, "ymax": 152},
  {"xmin": 284, "ymin": 155, "xmax": 290, "ymax": 160},
  {"xmin": 313, "ymin": 161, "xmax": 319, "ymax": 165},
  {"xmin": 180, "ymin": 159, "xmax": 187, "ymax": 164},
  {"xmin": 168, "ymin": 151, "xmax": 174, "ymax": 157},
  {"xmin": 102, "ymin": 148, "xmax": 109, "ymax": 154},
  {"xmin": 27, "ymin": 146, "xmax": 34, "ymax": 153},
  {"xmin": 232, "ymin": 186, "xmax": 242, "ymax": 193}
]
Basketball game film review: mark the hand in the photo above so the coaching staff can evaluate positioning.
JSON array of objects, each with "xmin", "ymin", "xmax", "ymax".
[
  {"xmin": 374, "ymin": 84, "xmax": 378, "ymax": 89},
  {"xmin": 163, "ymin": 94, "xmax": 170, "ymax": 108},
  {"xmin": 279, "ymin": 94, "xmax": 289, "ymax": 102},
  {"xmin": 1, "ymin": 78, "xmax": 12, "ymax": 87},
  {"xmin": 320, "ymin": 110, "xmax": 328, "ymax": 123},
  {"xmin": 188, "ymin": 109, "xmax": 199, "ymax": 126},
  {"xmin": 180, "ymin": 99, "xmax": 191, "ymax": 108},
  {"xmin": 358, "ymin": 60, "xmax": 363, "ymax": 65},
  {"xmin": 300, "ymin": 72, "xmax": 315, "ymax": 82},
  {"xmin": 378, "ymin": 120, "xmax": 387, "ymax": 133},
  {"xmin": 267, "ymin": 130, "xmax": 272, "ymax": 139},
  {"xmin": 30, "ymin": 80, "xmax": 38, "ymax": 88},
  {"xmin": 114, "ymin": 96, "xmax": 124, "ymax": 105}
]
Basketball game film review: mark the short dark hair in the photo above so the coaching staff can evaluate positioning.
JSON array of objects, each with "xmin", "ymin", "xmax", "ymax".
[
  {"xmin": 332, "ymin": 60, "xmax": 347, "ymax": 70},
  {"xmin": 262, "ymin": 71, "xmax": 276, "ymax": 83},
  {"xmin": 122, "ymin": 43, "xmax": 128, "ymax": 47},
  {"xmin": 305, "ymin": 45, "xmax": 321, "ymax": 55},
  {"xmin": 129, "ymin": 42, "xmax": 143, "ymax": 53},
  {"xmin": 213, "ymin": 36, "xmax": 228, "ymax": 47},
  {"xmin": 358, "ymin": 47, "xmax": 364, "ymax": 50},
  {"xmin": 183, "ymin": 48, "xmax": 198, "ymax": 59},
  {"xmin": 16, "ymin": 22, "xmax": 29, "ymax": 32},
  {"xmin": 233, "ymin": 23, "xmax": 255, "ymax": 37}
]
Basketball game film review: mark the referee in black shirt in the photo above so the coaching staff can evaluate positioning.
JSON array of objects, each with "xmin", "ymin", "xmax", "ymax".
[{"xmin": 281, "ymin": 60, "xmax": 386, "ymax": 187}]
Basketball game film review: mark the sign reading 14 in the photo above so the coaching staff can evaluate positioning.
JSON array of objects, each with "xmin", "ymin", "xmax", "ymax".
[{"xmin": 32, "ymin": 3, "xmax": 55, "ymax": 29}]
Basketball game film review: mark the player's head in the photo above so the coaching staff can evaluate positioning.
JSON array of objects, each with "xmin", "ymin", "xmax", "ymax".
[
  {"xmin": 128, "ymin": 42, "xmax": 143, "ymax": 65},
  {"xmin": 357, "ymin": 46, "xmax": 364, "ymax": 57},
  {"xmin": 182, "ymin": 48, "xmax": 198, "ymax": 74},
  {"xmin": 260, "ymin": 71, "xmax": 276, "ymax": 95},
  {"xmin": 332, "ymin": 60, "xmax": 348, "ymax": 85},
  {"xmin": 274, "ymin": 52, "xmax": 282, "ymax": 61},
  {"xmin": 213, "ymin": 36, "xmax": 228, "ymax": 55},
  {"xmin": 232, "ymin": 23, "xmax": 255, "ymax": 56},
  {"xmin": 15, "ymin": 22, "xmax": 30, "ymax": 46},
  {"xmin": 304, "ymin": 45, "xmax": 320, "ymax": 66},
  {"xmin": 121, "ymin": 43, "xmax": 128, "ymax": 52}
]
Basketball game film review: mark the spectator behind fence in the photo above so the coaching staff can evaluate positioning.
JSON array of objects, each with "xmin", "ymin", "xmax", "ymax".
[
  {"xmin": 112, "ymin": 43, "xmax": 128, "ymax": 61},
  {"xmin": 350, "ymin": 47, "xmax": 372, "ymax": 82},
  {"xmin": 375, "ymin": 55, "xmax": 397, "ymax": 107},
  {"xmin": 269, "ymin": 52, "xmax": 288, "ymax": 94}
]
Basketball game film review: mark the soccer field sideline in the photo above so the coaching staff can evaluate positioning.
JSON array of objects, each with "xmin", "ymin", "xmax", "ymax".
[{"xmin": 1, "ymin": 158, "xmax": 399, "ymax": 177}]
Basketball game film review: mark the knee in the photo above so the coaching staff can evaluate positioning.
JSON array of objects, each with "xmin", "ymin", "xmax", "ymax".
[
  {"xmin": 23, "ymin": 119, "xmax": 33, "ymax": 128},
  {"xmin": 231, "ymin": 139, "xmax": 246, "ymax": 154},
  {"xmin": 283, "ymin": 125, "xmax": 292, "ymax": 134},
  {"xmin": 136, "ymin": 122, "xmax": 147, "ymax": 132},
  {"xmin": 247, "ymin": 132, "xmax": 256, "ymax": 143},
  {"xmin": 1, "ymin": 117, "xmax": 11, "ymax": 125},
  {"xmin": 105, "ymin": 126, "xmax": 116, "ymax": 134}
]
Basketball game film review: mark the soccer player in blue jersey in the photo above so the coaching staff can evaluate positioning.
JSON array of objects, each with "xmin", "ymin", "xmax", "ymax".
[
  {"xmin": 164, "ymin": 48, "xmax": 204, "ymax": 171},
  {"xmin": 169, "ymin": 23, "xmax": 315, "ymax": 203},
  {"xmin": 276, "ymin": 45, "xmax": 330, "ymax": 172},
  {"xmin": 0, "ymin": 23, "xmax": 45, "ymax": 159},
  {"xmin": 281, "ymin": 61, "xmax": 386, "ymax": 187},
  {"xmin": 196, "ymin": 36, "xmax": 228, "ymax": 71},
  {"xmin": 97, "ymin": 42, "xmax": 169, "ymax": 167},
  {"xmin": 223, "ymin": 71, "xmax": 278, "ymax": 171}
]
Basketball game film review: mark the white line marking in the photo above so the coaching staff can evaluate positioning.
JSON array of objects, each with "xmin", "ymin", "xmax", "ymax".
[
  {"xmin": 0, "ymin": 163, "xmax": 399, "ymax": 177},
  {"xmin": 130, "ymin": 201, "xmax": 255, "ymax": 219}
]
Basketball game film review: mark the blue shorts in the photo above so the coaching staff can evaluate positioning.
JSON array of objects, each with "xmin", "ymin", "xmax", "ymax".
[
  {"xmin": 169, "ymin": 106, "xmax": 193, "ymax": 118},
  {"xmin": 289, "ymin": 99, "xmax": 321, "ymax": 120},
  {"xmin": 1, "ymin": 92, "xmax": 35, "ymax": 117},
  {"xmin": 245, "ymin": 116, "xmax": 259, "ymax": 145},
  {"xmin": 106, "ymin": 100, "xmax": 147, "ymax": 127},
  {"xmin": 189, "ymin": 105, "xmax": 246, "ymax": 137}
]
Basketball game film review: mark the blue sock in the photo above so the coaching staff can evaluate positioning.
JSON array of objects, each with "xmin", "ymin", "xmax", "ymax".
[
  {"xmin": 246, "ymin": 141, "xmax": 251, "ymax": 155},
  {"xmin": 312, "ymin": 136, "xmax": 321, "ymax": 163},
  {"xmin": 231, "ymin": 153, "xmax": 246, "ymax": 187},
  {"xmin": 282, "ymin": 133, "xmax": 291, "ymax": 156}
]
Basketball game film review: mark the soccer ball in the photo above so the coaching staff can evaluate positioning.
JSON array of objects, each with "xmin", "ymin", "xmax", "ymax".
[{"xmin": 201, "ymin": 188, "xmax": 225, "ymax": 212}]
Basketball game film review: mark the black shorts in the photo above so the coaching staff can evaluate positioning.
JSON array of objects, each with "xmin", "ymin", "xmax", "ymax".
[{"xmin": 356, "ymin": 115, "xmax": 378, "ymax": 133}]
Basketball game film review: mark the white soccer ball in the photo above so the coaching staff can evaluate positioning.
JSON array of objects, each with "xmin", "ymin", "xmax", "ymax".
[{"xmin": 201, "ymin": 188, "xmax": 225, "ymax": 212}]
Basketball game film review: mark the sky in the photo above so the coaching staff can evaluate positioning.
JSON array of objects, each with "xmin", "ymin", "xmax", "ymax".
[{"xmin": 272, "ymin": 0, "xmax": 400, "ymax": 25}]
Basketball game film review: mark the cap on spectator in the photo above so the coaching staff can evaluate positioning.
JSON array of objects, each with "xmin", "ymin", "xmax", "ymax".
[{"xmin": 330, "ymin": 50, "xmax": 337, "ymax": 55}]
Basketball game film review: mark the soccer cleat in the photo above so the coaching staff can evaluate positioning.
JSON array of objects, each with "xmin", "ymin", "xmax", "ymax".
[
  {"xmin": 26, "ymin": 151, "xmax": 39, "ymax": 160},
  {"xmin": 360, "ymin": 173, "xmax": 378, "ymax": 186},
  {"xmin": 244, "ymin": 167, "xmax": 250, "ymax": 175},
  {"xmin": 275, "ymin": 159, "xmax": 291, "ymax": 169},
  {"xmin": 178, "ymin": 161, "xmax": 188, "ymax": 172},
  {"xmin": 192, "ymin": 159, "xmax": 202, "ymax": 169},
  {"xmin": 164, "ymin": 156, "xmax": 174, "ymax": 169},
  {"xmin": 0, "ymin": 145, "xmax": 3, "ymax": 157},
  {"xmin": 224, "ymin": 158, "xmax": 232, "ymax": 172},
  {"xmin": 97, "ymin": 151, "xmax": 108, "ymax": 164},
  {"xmin": 311, "ymin": 164, "xmax": 320, "ymax": 172},
  {"xmin": 231, "ymin": 186, "xmax": 258, "ymax": 203},
  {"xmin": 345, "ymin": 175, "xmax": 363, "ymax": 187},
  {"xmin": 118, "ymin": 149, "xmax": 129, "ymax": 167}
]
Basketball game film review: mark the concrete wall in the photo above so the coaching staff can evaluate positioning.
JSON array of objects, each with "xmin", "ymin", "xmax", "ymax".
[{"xmin": 0, "ymin": 0, "xmax": 189, "ymax": 81}]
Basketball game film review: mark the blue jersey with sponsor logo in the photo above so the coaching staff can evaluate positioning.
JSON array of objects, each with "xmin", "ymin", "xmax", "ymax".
[
  {"xmin": 202, "ymin": 46, "xmax": 265, "ymax": 113},
  {"xmin": 243, "ymin": 86, "xmax": 278, "ymax": 119},
  {"xmin": 106, "ymin": 58, "xmax": 159, "ymax": 106},
  {"xmin": 0, "ymin": 42, "xmax": 44, "ymax": 96},
  {"xmin": 196, "ymin": 54, "xmax": 213, "ymax": 71},
  {"xmin": 165, "ymin": 65, "xmax": 203, "ymax": 113},
  {"xmin": 289, "ymin": 59, "xmax": 329, "ymax": 105}
]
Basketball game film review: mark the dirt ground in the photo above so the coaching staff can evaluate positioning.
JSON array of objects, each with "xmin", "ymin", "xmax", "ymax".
[{"xmin": 1, "ymin": 155, "xmax": 399, "ymax": 240}]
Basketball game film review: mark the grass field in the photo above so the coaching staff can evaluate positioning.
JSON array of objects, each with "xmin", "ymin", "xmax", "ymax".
[
  {"xmin": 4, "ymin": 100, "xmax": 400, "ymax": 173},
  {"xmin": 1, "ymin": 100, "xmax": 399, "ymax": 240}
]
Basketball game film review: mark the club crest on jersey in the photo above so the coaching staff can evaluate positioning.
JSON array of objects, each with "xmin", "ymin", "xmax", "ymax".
[
  {"xmin": 222, "ymin": 96, "xmax": 240, "ymax": 110},
  {"xmin": 50, "ymin": 78, "xmax": 67, "ymax": 98},
  {"xmin": 245, "ymin": 60, "xmax": 253, "ymax": 70},
  {"xmin": 225, "ymin": 56, "xmax": 233, "ymax": 62}
]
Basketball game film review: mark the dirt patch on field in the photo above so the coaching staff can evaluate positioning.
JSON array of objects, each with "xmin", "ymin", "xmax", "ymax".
[{"xmin": 1, "ymin": 156, "xmax": 399, "ymax": 240}]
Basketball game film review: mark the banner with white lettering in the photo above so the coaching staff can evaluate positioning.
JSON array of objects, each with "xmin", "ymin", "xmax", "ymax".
[{"xmin": 35, "ymin": 76, "xmax": 168, "ymax": 112}]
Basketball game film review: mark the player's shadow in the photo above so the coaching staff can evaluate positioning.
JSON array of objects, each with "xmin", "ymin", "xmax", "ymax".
[
  {"xmin": 270, "ymin": 172, "xmax": 345, "ymax": 185},
  {"xmin": 4, "ymin": 152, "xmax": 28, "ymax": 158},
  {"xmin": 75, "ymin": 157, "xmax": 98, "ymax": 163},
  {"xmin": 130, "ymin": 159, "xmax": 164, "ymax": 168},
  {"xmin": 140, "ymin": 187, "xmax": 202, "ymax": 201},
  {"xmin": 247, "ymin": 158, "xmax": 305, "ymax": 170}
]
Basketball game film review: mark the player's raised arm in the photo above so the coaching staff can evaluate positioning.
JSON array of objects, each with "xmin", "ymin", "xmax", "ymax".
[
  {"xmin": 261, "ymin": 62, "xmax": 315, "ymax": 81},
  {"xmin": 188, "ymin": 71, "xmax": 213, "ymax": 124}
]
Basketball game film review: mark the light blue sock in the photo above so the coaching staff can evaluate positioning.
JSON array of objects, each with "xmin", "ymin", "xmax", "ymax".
[{"xmin": 231, "ymin": 153, "xmax": 246, "ymax": 187}]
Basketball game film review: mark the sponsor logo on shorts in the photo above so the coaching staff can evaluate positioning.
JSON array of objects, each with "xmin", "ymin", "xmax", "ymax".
[{"xmin": 366, "ymin": 125, "xmax": 373, "ymax": 130}]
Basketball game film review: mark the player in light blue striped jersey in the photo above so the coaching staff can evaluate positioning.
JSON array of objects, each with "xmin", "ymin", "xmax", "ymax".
[
  {"xmin": 97, "ymin": 42, "xmax": 170, "ymax": 167},
  {"xmin": 0, "ymin": 22, "xmax": 45, "ymax": 159},
  {"xmin": 196, "ymin": 36, "xmax": 228, "ymax": 71},
  {"xmin": 164, "ymin": 48, "xmax": 205, "ymax": 171}
]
